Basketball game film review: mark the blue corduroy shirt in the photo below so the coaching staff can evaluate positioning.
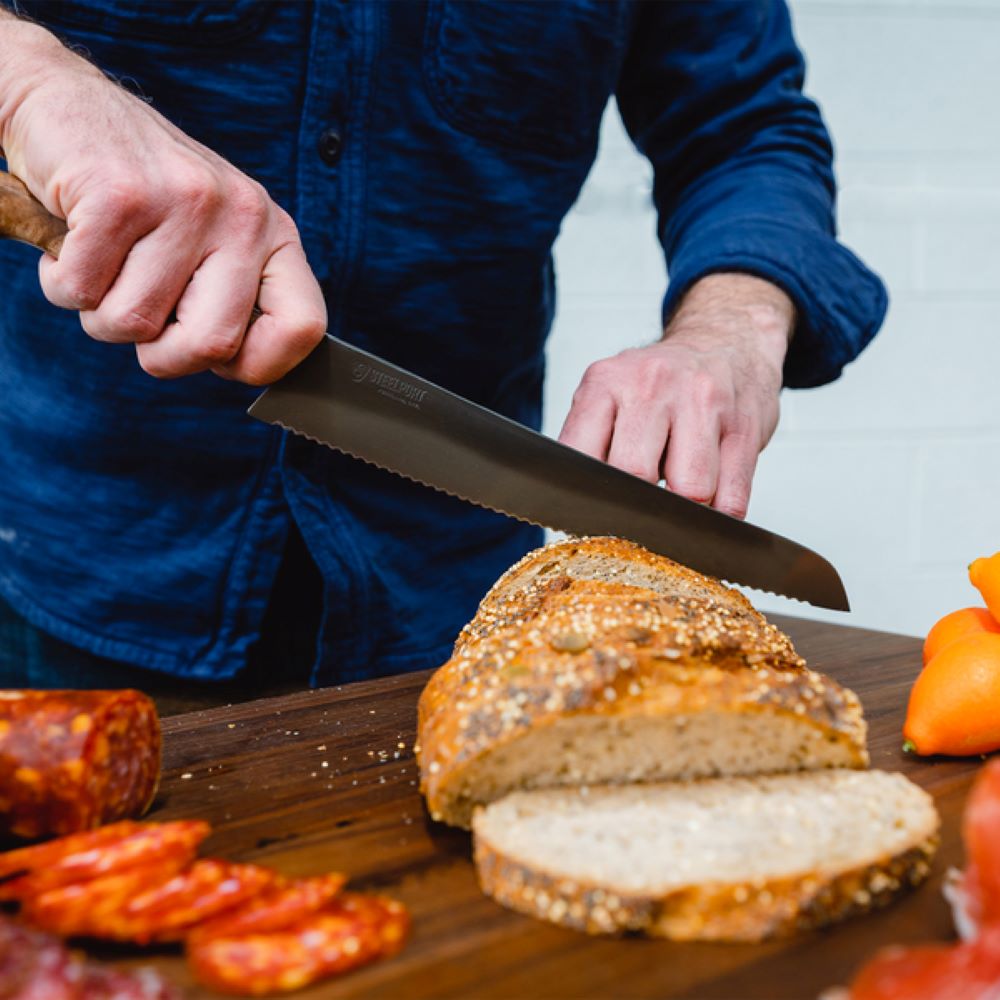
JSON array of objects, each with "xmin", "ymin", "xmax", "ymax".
[{"xmin": 0, "ymin": 0, "xmax": 886, "ymax": 684}]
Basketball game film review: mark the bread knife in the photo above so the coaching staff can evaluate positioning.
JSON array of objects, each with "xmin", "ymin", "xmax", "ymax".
[
  {"xmin": 248, "ymin": 336, "xmax": 849, "ymax": 610},
  {"xmin": 0, "ymin": 170, "xmax": 849, "ymax": 610}
]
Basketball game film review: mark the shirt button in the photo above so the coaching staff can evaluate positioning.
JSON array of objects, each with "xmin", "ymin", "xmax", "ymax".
[{"xmin": 318, "ymin": 128, "xmax": 342, "ymax": 166}]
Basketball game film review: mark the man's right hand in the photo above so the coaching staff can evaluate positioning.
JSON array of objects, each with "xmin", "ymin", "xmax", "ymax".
[{"xmin": 0, "ymin": 14, "xmax": 326, "ymax": 385}]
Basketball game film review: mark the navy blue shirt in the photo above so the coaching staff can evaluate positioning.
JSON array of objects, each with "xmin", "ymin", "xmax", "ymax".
[{"xmin": 0, "ymin": 0, "xmax": 886, "ymax": 684}]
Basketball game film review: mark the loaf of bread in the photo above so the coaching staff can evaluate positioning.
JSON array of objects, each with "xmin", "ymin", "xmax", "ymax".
[
  {"xmin": 418, "ymin": 538, "xmax": 868, "ymax": 829},
  {"xmin": 473, "ymin": 769, "xmax": 939, "ymax": 941},
  {"xmin": 418, "ymin": 536, "xmax": 938, "ymax": 942}
]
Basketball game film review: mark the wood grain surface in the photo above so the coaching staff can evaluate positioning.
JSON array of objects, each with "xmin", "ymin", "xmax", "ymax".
[{"xmin": 104, "ymin": 614, "xmax": 984, "ymax": 999}]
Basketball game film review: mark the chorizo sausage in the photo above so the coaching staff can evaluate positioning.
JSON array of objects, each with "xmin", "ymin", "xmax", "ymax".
[
  {"xmin": 187, "ymin": 872, "xmax": 347, "ymax": 944},
  {"xmin": 21, "ymin": 858, "xmax": 190, "ymax": 940},
  {"xmin": 0, "ymin": 820, "xmax": 142, "ymax": 879},
  {"xmin": 186, "ymin": 893, "xmax": 410, "ymax": 995},
  {"xmin": 0, "ymin": 820, "xmax": 210, "ymax": 901},
  {"xmin": 0, "ymin": 690, "xmax": 161, "ymax": 839},
  {"xmin": 124, "ymin": 859, "xmax": 278, "ymax": 943},
  {"xmin": 22, "ymin": 858, "xmax": 274, "ymax": 946}
]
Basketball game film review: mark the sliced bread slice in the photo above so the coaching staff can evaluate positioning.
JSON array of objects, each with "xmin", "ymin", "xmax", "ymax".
[
  {"xmin": 473, "ymin": 769, "xmax": 939, "ymax": 942},
  {"xmin": 419, "ymin": 579, "xmax": 867, "ymax": 828}
]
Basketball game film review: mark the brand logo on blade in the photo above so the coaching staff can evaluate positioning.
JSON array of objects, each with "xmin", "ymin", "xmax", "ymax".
[{"xmin": 352, "ymin": 363, "xmax": 427, "ymax": 409}]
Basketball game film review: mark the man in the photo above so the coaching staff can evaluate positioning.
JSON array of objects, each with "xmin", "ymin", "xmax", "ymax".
[{"xmin": 0, "ymin": 1, "xmax": 885, "ymax": 695}]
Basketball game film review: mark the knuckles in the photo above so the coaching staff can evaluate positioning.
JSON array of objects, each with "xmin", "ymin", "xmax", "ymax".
[
  {"xmin": 56, "ymin": 281, "xmax": 101, "ymax": 313},
  {"xmin": 619, "ymin": 461, "xmax": 660, "ymax": 484},
  {"xmin": 575, "ymin": 360, "xmax": 617, "ymax": 399},
  {"xmin": 289, "ymin": 309, "xmax": 328, "ymax": 352},
  {"xmin": 96, "ymin": 176, "xmax": 148, "ymax": 226},
  {"xmin": 688, "ymin": 370, "xmax": 734, "ymax": 413},
  {"xmin": 237, "ymin": 312, "xmax": 328, "ymax": 386},
  {"xmin": 82, "ymin": 306, "xmax": 162, "ymax": 344},
  {"xmin": 718, "ymin": 498, "xmax": 749, "ymax": 520},
  {"xmin": 135, "ymin": 328, "xmax": 242, "ymax": 380},
  {"xmin": 190, "ymin": 330, "xmax": 244, "ymax": 368},
  {"xmin": 168, "ymin": 166, "xmax": 275, "ymax": 247},
  {"xmin": 136, "ymin": 352, "xmax": 174, "ymax": 380},
  {"xmin": 169, "ymin": 163, "xmax": 225, "ymax": 221},
  {"xmin": 668, "ymin": 477, "xmax": 714, "ymax": 503}
]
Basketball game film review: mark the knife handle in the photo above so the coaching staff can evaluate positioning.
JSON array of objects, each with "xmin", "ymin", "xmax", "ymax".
[{"xmin": 0, "ymin": 171, "xmax": 66, "ymax": 257}]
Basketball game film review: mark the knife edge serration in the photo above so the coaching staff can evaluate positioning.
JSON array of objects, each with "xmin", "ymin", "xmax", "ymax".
[
  {"xmin": 264, "ymin": 417, "xmax": 810, "ymax": 605},
  {"xmin": 266, "ymin": 417, "xmax": 548, "ymax": 530}
]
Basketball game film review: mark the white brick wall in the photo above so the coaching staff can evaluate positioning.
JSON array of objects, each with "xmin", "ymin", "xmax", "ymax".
[{"xmin": 544, "ymin": 0, "xmax": 1000, "ymax": 638}]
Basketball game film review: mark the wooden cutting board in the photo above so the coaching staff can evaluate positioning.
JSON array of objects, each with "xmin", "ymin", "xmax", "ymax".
[{"xmin": 110, "ymin": 615, "xmax": 983, "ymax": 998}]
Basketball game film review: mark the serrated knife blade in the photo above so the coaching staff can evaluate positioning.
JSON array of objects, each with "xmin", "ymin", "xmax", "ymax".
[{"xmin": 248, "ymin": 336, "xmax": 849, "ymax": 610}]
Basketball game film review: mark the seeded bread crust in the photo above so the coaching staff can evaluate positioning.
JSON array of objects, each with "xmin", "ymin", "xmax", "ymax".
[
  {"xmin": 418, "ymin": 578, "xmax": 868, "ymax": 828},
  {"xmin": 474, "ymin": 827, "xmax": 939, "ymax": 942},
  {"xmin": 455, "ymin": 536, "xmax": 761, "ymax": 654}
]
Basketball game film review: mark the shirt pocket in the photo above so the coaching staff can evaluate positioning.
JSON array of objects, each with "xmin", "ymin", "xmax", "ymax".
[
  {"xmin": 423, "ymin": 0, "xmax": 629, "ymax": 158},
  {"xmin": 18, "ymin": 0, "xmax": 273, "ymax": 46}
]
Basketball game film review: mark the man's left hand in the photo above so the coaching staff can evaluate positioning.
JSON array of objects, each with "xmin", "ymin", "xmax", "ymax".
[{"xmin": 558, "ymin": 273, "xmax": 794, "ymax": 520}]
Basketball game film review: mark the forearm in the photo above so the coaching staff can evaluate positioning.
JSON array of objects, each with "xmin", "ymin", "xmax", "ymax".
[{"xmin": 0, "ymin": 12, "xmax": 94, "ymax": 153}]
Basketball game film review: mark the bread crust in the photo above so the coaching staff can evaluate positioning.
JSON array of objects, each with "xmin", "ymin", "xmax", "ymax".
[
  {"xmin": 418, "ymin": 578, "xmax": 868, "ymax": 828},
  {"xmin": 456, "ymin": 536, "xmax": 762, "ymax": 654},
  {"xmin": 474, "ymin": 826, "xmax": 939, "ymax": 942}
]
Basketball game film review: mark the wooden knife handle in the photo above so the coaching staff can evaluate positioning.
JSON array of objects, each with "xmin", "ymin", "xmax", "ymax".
[{"xmin": 0, "ymin": 171, "xmax": 66, "ymax": 258}]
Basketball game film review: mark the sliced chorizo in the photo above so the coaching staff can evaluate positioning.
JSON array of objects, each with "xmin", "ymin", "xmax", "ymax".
[
  {"xmin": 21, "ymin": 858, "xmax": 189, "ymax": 941},
  {"xmin": 186, "ymin": 893, "xmax": 410, "ymax": 995},
  {"xmin": 0, "ymin": 820, "xmax": 210, "ymax": 902},
  {"xmin": 187, "ymin": 872, "xmax": 346, "ymax": 944},
  {"xmin": 123, "ymin": 859, "xmax": 278, "ymax": 943},
  {"xmin": 0, "ymin": 820, "xmax": 142, "ymax": 880}
]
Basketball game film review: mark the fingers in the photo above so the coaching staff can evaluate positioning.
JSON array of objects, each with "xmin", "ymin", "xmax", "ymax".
[
  {"xmin": 662, "ymin": 404, "xmax": 721, "ymax": 503},
  {"xmin": 561, "ymin": 346, "xmax": 774, "ymax": 520},
  {"xmin": 558, "ymin": 373, "xmax": 616, "ymax": 461},
  {"xmin": 135, "ymin": 249, "xmax": 261, "ymax": 379},
  {"xmin": 606, "ymin": 402, "xmax": 671, "ymax": 484},
  {"xmin": 78, "ymin": 223, "xmax": 206, "ymax": 345},
  {"xmin": 713, "ymin": 423, "xmax": 760, "ymax": 520},
  {"xmin": 38, "ymin": 170, "xmax": 323, "ymax": 383},
  {"xmin": 38, "ymin": 183, "xmax": 152, "ymax": 311},
  {"xmin": 213, "ymin": 239, "xmax": 327, "ymax": 385}
]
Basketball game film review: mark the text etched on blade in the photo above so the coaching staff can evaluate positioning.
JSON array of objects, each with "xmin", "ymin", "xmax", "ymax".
[{"xmin": 351, "ymin": 362, "xmax": 427, "ymax": 409}]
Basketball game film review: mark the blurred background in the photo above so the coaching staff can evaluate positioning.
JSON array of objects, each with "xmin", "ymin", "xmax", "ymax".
[{"xmin": 544, "ymin": 0, "xmax": 1000, "ymax": 638}]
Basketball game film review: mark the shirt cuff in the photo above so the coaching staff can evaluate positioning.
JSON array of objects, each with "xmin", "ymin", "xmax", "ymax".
[{"xmin": 660, "ymin": 215, "xmax": 888, "ymax": 389}]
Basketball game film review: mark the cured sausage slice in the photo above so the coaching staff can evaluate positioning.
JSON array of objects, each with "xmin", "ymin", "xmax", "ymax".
[
  {"xmin": 0, "ymin": 691, "xmax": 161, "ymax": 839},
  {"xmin": 23, "ymin": 858, "xmax": 274, "ymax": 945},
  {"xmin": 124, "ymin": 859, "xmax": 279, "ymax": 943},
  {"xmin": 0, "ymin": 820, "xmax": 142, "ymax": 879},
  {"xmin": 0, "ymin": 820, "xmax": 210, "ymax": 901},
  {"xmin": 21, "ymin": 858, "xmax": 189, "ymax": 941},
  {"xmin": 187, "ymin": 872, "xmax": 347, "ymax": 944},
  {"xmin": 187, "ymin": 893, "xmax": 410, "ymax": 995}
]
